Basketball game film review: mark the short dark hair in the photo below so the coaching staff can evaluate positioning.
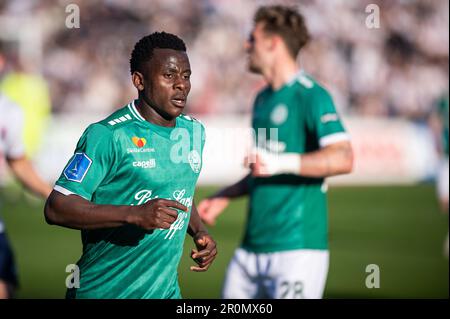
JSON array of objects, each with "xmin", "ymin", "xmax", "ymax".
[
  {"xmin": 254, "ymin": 5, "xmax": 310, "ymax": 58},
  {"xmin": 130, "ymin": 32, "xmax": 186, "ymax": 74}
]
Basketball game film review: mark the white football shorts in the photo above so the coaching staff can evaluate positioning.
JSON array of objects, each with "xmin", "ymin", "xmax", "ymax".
[
  {"xmin": 437, "ymin": 157, "xmax": 449, "ymax": 203},
  {"xmin": 222, "ymin": 247, "xmax": 329, "ymax": 299}
]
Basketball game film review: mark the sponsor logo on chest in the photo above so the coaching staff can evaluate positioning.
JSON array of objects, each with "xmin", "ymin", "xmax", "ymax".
[
  {"xmin": 127, "ymin": 136, "xmax": 155, "ymax": 154},
  {"xmin": 127, "ymin": 134, "xmax": 201, "ymax": 174},
  {"xmin": 131, "ymin": 189, "xmax": 192, "ymax": 240},
  {"xmin": 132, "ymin": 159, "xmax": 156, "ymax": 169},
  {"xmin": 127, "ymin": 136, "xmax": 157, "ymax": 169}
]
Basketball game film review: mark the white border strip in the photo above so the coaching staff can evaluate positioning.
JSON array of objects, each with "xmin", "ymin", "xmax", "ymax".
[
  {"xmin": 54, "ymin": 185, "xmax": 90, "ymax": 200},
  {"xmin": 127, "ymin": 103, "xmax": 139, "ymax": 121},
  {"xmin": 54, "ymin": 185, "xmax": 75, "ymax": 196},
  {"xmin": 131, "ymin": 100, "xmax": 146, "ymax": 122},
  {"xmin": 319, "ymin": 132, "xmax": 350, "ymax": 147}
]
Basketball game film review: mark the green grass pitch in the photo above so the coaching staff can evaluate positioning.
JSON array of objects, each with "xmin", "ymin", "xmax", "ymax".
[{"xmin": 1, "ymin": 184, "xmax": 448, "ymax": 298}]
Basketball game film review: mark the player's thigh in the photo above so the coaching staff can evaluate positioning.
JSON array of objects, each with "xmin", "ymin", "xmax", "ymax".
[
  {"xmin": 0, "ymin": 280, "xmax": 14, "ymax": 299},
  {"xmin": 272, "ymin": 249, "xmax": 329, "ymax": 299},
  {"xmin": 0, "ymin": 233, "xmax": 18, "ymax": 298},
  {"xmin": 222, "ymin": 248, "xmax": 259, "ymax": 299}
]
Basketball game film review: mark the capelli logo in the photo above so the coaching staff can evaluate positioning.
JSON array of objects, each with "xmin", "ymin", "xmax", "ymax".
[{"xmin": 133, "ymin": 159, "xmax": 156, "ymax": 169}]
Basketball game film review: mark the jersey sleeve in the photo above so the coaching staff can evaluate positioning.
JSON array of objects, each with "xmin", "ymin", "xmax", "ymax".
[
  {"xmin": 200, "ymin": 121, "xmax": 206, "ymax": 154},
  {"xmin": 4, "ymin": 102, "xmax": 26, "ymax": 159},
  {"xmin": 54, "ymin": 123, "xmax": 118, "ymax": 201},
  {"xmin": 309, "ymin": 88, "xmax": 350, "ymax": 147}
]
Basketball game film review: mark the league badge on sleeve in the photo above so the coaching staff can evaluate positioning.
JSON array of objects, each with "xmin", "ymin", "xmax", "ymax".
[{"xmin": 64, "ymin": 152, "xmax": 93, "ymax": 182}]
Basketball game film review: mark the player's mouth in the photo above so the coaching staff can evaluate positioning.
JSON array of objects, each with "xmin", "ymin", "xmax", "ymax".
[{"xmin": 171, "ymin": 96, "xmax": 186, "ymax": 108}]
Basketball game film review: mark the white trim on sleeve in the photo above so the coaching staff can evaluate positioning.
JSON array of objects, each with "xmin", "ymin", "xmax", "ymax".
[
  {"xmin": 53, "ymin": 185, "xmax": 90, "ymax": 200},
  {"xmin": 53, "ymin": 185, "xmax": 75, "ymax": 196},
  {"xmin": 319, "ymin": 132, "xmax": 350, "ymax": 147}
]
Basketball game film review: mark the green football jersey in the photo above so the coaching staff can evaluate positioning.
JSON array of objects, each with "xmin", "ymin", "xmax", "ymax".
[
  {"xmin": 243, "ymin": 71, "xmax": 349, "ymax": 253},
  {"xmin": 54, "ymin": 100, "xmax": 205, "ymax": 299}
]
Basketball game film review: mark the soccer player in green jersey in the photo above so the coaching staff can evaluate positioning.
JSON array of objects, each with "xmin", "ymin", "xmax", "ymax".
[
  {"xmin": 430, "ymin": 94, "xmax": 449, "ymax": 258},
  {"xmin": 198, "ymin": 6, "xmax": 353, "ymax": 299},
  {"xmin": 44, "ymin": 32, "xmax": 217, "ymax": 299}
]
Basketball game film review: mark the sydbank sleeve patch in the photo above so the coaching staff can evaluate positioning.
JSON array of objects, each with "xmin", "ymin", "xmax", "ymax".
[{"xmin": 63, "ymin": 152, "xmax": 93, "ymax": 183}]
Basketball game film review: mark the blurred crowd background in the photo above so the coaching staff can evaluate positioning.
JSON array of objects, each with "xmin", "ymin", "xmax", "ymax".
[
  {"xmin": 0, "ymin": 0, "xmax": 448, "ymax": 299},
  {"xmin": 0, "ymin": 0, "xmax": 448, "ymax": 121}
]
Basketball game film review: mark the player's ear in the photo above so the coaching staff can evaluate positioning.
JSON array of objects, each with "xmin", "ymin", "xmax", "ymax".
[
  {"xmin": 132, "ymin": 71, "xmax": 145, "ymax": 91},
  {"xmin": 270, "ymin": 35, "xmax": 281, "ymax": 51}
]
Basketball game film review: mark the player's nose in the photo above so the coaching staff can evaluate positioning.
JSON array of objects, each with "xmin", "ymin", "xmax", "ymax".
[
  {"xmin": 245, "ymin": 34, "xmax": 255, "ymax": 52},
  {"xmin": 173, "ymin": 76, "xmax": 187, "ymax": 91},
  {"xmin": 244, "ymin": 40, "xmax": 252, "ymax": 52}
]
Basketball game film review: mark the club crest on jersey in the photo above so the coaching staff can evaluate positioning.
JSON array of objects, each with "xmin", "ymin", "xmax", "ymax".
[
  {"xmin": 64, "ymin": 152, "xmax": 92, "ymax": 183},
  {"xmin": 271, "ymin": 104, "xmax": 288, "ymax": 125},
  {"xmin": 188, "ymin": 150, "xmax": 201, "ymax": 173},
  {"xmin": 132, "ymin": 136, "xmax": 147, "ymax": 148}
]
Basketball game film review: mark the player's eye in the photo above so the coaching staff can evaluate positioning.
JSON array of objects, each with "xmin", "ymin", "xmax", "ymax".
[
  {"xmin": 183, "ymin": 74, "xmax": 191, "ymax": 80},
  {"xmin": 164, "ymin": 73, "xmax": 174, "ymax": 79}
]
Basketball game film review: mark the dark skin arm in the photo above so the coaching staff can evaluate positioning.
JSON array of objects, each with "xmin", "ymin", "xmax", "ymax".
[
  {"xmin": 45, "ymin": 191, "xmax": 217, "ymax": 272},
  {"xmin": 44, "ymin": 190, "xmax": 186, "ymax": 230},
  {"xmin": 215, "ymin": 174, "xmax": 250, "ymax": 198},
  {"xmin": 188, "ymin": 202, "xmax": 217, "ymax": 272}
]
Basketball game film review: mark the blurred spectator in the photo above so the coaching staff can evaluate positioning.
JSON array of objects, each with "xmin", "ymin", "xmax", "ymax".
[
  {"xmin": 0, "ymin": 0, "xmax": 447, "ymax": 121},
  {"xmin": 0, "ymin": 41, "xmax": 51, "ymax": 158}
]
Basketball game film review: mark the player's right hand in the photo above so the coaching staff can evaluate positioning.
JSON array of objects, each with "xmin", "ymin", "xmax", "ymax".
[
  {"xmin": 132, "ymin": 199, "xmax": 188, "ymax": 230},
  {"xmin": 197, "ymin": 197, "xmax": 230, "ymax": 226}
]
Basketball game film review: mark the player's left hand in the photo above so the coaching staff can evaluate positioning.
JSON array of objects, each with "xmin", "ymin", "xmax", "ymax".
[
  {"xmin": 244, "ymin": 148, "xmax": 272, "ymax": 177},
  {"xmin": 190, "ymin": 232, "xmax": 217, "ymax": 272},
  {"xmin": 244, "ymin": 148, "xmax": 301, "ymax": 177}
]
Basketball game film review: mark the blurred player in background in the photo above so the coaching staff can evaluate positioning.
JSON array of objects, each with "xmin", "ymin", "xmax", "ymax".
[
  {"xmin": 198, "ymin": 5, "xmax": 353, "ymax": 299},
  {"xmin": 0, "ymin": 41, "xmax": 51, "ymax": 158},
  {"xmin": 44, "ymin": 32, "xmax": 217, "ymax": 299},
  {"xmin": 0, "ymin": 46, "xmax": 52, "ymax": 298},
  {"xmin": 430, "ymin": 93, "xmax": 449, "ymax": 258}
]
